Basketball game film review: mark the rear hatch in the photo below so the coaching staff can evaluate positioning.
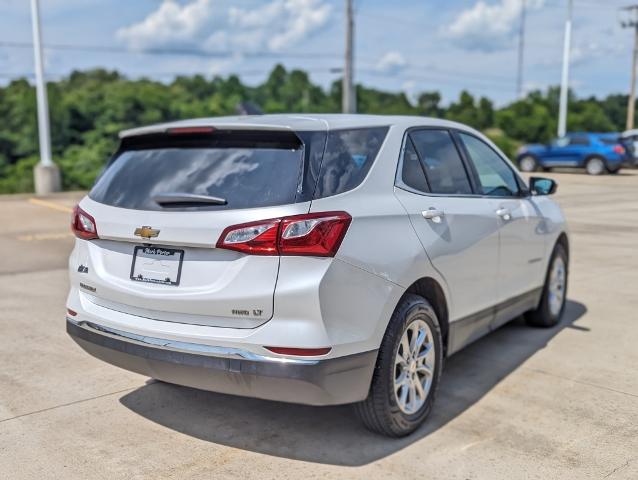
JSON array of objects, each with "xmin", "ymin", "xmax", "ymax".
[{"xmin": 74, "ymin": 128, "xmax": 326, "ymax": 328}]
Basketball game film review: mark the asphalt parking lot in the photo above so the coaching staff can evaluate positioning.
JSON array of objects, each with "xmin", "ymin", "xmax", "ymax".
[{"xmin": 1, "ymin": 171, "xmax": 637, "ymax": 479}]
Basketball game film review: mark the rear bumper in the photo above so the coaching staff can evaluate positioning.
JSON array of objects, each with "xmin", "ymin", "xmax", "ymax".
[{"xmin": 66, "ymin": 318, "xmax": 377, "ymax": 406}]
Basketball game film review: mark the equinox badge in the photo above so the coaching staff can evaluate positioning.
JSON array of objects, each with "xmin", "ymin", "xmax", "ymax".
[{"xmin": 134, "ymin": 226, "xmax": 160, "ymax": 239}]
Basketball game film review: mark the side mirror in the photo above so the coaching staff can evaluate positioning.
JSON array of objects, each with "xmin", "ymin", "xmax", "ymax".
[{"xmin": 530, "ymin": 177, "xmax": 557, "ymax": 196}]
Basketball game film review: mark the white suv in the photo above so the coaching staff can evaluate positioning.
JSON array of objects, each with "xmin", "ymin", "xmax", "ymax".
[{"xmin": 66, "ymin": 115, "xmax": 569, "ymax": 437}]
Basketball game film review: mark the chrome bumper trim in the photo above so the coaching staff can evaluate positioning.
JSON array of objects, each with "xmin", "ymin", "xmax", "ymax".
[{"xmin": 66, "ymin": 317, "xmax": 319, "ymax": 365}]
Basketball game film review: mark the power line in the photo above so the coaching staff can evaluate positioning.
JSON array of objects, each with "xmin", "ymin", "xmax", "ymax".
[
  {"xmin": 0, "ymin": 40, "xmax": 342, "ymax": 60},
  {"xmin": 359, "ymin": 70, "xmax": 515, "ymax": 93},
  {"xmin": 0, "ymin": 67, "xmax": 343, "ymax": 80},
  {"xmin": 0, "ymin": 38, "xmax": 520, "ymax": 84},
  {"xmin": 542, "ymin": 0, "xmax": 626, "ymax": 11}
]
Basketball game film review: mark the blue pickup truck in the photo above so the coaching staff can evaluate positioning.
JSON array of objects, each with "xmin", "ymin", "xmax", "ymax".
[{"xmin": 516, "ymin": 132, "xmax": 628, "ymax": 175}]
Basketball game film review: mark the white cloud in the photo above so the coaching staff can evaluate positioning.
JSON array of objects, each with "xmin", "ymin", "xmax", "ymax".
[
  {"xmin": 446, "ymin": 0, "xmax": 544, "ymax": 52},
  {"xmin": 375, "ymin": 51, "xmax": 407, "ymax": 74},
  {"xmin": 117, "ymin": 0, "xmax": 332, "ymax": 53},
  {"xmin": 116, "ymin": 0, "xmax": 218, "ymax": 50}
]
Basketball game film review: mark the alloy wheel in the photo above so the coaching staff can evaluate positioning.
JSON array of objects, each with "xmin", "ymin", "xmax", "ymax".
[
  {"xmin": 586, "ymin": 158, "xmax": 605, "ymax": 175},
  {"xmin": 394, "ymin": 319, "xmax": 436, "ymax": 415},
  {"xmin": 548, "ymin": 256, "xmax": 566, "ymax": 317},
  {"xmin": 519, "ymin": 156, "xmax": 537, "ymax": 172}
]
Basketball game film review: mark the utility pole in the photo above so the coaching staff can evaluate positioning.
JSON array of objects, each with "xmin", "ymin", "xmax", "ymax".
[
  {"xmin": 621, "ymin": 5, "xmax": 638, "ymax": 131},
  {"xmin": 516, "ymin": 0, "xmax": 526, "ymax": 99},
  {"xmin": 30, "ymin": 0, "xmax": 60, "ymax": 195},
  {"xmin": 557, "ymin": 0, "xmax": 573, "ymax": 138},
  {"xmin": 342, "ymin": 0, "xmax": 356, "ymax": 113}
]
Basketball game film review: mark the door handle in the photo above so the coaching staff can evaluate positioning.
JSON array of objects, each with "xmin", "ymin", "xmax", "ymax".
[
  {"xmin": 422, "ymin": 208, "xmax": 445, "ymax": 223},
  {"xmin": 496, "ymin": 207, "xmax": 511, "ymax": 221}
]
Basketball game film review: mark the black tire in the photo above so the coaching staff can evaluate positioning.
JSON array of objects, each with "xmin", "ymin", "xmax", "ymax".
[
  {"xmin": 525, "ymin": 244, "xmax": 568, "ymax": 328},
  {"xmin": 607, "ymin": 166, "xmax": 621, "ymax": 174},
  {"xmin": 354, "ymin": 294, "xmax": 443, "ymax": 437},
  {"xmin": 518, "ymin": 155, "xmax": 539, "ymax": 173},
  {"xmin": 585, "ymin": 156, "xmax": 606, "ymax": 175}
]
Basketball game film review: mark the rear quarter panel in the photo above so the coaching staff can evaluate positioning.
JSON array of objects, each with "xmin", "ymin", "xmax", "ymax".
[{"xmin": 307, "ymin": 124, "xmax": 450, "ymax": 352}]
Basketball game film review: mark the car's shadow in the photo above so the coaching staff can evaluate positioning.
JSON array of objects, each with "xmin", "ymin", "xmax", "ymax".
[{"xmin": 119, "ymin": 300, "xmax": 587, "ymax": 466}]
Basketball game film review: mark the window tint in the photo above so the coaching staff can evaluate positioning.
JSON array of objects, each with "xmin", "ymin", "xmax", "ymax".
[
  {"xmin": 313, "ymin": 127, "xmax": 388, "ymax": 199},
  {"xmin": 599, "ymin": 136, "xmax": 620, "ymax": 146},
  {"xmin": 296, "ymin": 130, "xmax": 328, "ymax": 202},
  {"xmin": 90, "ymin": 134, "xmax": 306, "ymax": 211},
  {"xmin": 459, "ymin": 133, "xmax": 520, "ymax": 197},
  {"xmin": 568, "ymin": 134, "xmax": 590, "ymax": 146},
  {"xmin": 409, "ymin": 129, "xmax": 472, "ymax": 195},
  {"xmin": 401, "ymin": 137, "xmax": 429, "ymax": 192}
]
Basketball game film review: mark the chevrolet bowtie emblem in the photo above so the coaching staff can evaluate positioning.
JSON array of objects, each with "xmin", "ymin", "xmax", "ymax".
[{"xmin": 134, "ymin": 226, "xmax": 160, "ymax": 239}]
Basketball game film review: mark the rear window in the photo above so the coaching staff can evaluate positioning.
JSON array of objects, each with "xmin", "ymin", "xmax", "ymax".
[
  {"xmin": 90, "ymin": 127, "xmax": 387, "ymax": 211},
  {"xmin": 90, "ymin": 131, "xmax": 311, "ymax": 211}
]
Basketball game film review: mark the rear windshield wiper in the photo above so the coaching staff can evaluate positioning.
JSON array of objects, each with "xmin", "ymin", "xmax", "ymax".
[{"xmin": 152, "ymin": 193, "xmax": 228, "ymax": 207}]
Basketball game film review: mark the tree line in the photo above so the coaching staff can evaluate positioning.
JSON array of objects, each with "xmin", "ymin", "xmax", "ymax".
[{"xmin": 0, "ymin": 64, "xmax": 629, "ymax": 193}]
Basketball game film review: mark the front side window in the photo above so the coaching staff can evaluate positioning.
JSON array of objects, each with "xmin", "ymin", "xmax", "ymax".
[
  {"xmin": 409, "ymin": 129, "xmax": 473, "ymax": 195},
  {"xmin": 313, "ymin": 127, "xmax": 388, "ymax": 199},
  {"xmin": 459, "ymin": 133, "xmax": 520, "ymax": 197},
  {"xmin": 568, "ymin": 134, "xmax": 590, "ymax": 146}
]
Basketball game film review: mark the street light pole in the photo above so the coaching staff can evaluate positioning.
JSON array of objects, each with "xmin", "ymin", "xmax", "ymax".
[
  {"xmin": 557, "ymin": 0, "xmax": 573, "ymax": 138},
  {"xmin": 621, "ymin": 5, "xmax": 638, "ymax": 131},
  {"xmin": 342, "ymin": 0, "xmax": 356, "ymax": 113},
  {"xmin": 516, "ymin": 0, "xmax": 527, "ymax": 99},
  {"xmin": 30, "ymin": 0, "xmax": 60, "ymax": 195}
]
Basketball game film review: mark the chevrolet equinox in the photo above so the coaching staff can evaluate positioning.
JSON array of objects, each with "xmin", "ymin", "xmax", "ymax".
[{"xmin": 66, "ymin": 114, "xmax": 569, "ymax": 437}]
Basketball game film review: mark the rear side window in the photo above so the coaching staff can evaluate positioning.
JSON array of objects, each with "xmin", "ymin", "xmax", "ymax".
[
  {"xmin": 599, "ymin": 136, "xmax": 620, "ymax": 146},
  {"xmin": 90, "ymin": 131, "xmax": 307, "ymax": 211},
  {"xmin": 401, "ymin": 137, "xmax": 429, "ymax": 192},
  {"xmin": 409, "ymin": 129, "xmax": 472, "ymax": 195},
  {"xmin": 313, "ymin": 127, "xmax": 388, "ymax": 199}
]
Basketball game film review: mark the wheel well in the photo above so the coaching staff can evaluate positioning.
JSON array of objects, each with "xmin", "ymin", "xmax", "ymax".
[
  {"xmin": 585, "ymin": 154, "xmax": 607, "ymax": 164},
  {"xmin": 556, "ymin": 232, "xmax": 569, "ymax": 264},
  {"xmin": 405, "ymin": 278, "xmax": 449, "ymax": 355},
  {"xmin": 517, "ymin": 153, "xmax": 537, "ymax": 162}
]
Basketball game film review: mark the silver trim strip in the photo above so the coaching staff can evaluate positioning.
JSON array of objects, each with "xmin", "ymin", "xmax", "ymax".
[{"xmin": 67, "ymin": 318, "xmax": 320, "ymax": 365}]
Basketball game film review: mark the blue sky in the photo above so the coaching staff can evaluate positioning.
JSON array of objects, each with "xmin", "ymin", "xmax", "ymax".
[{"xmin": 0, "ymin": 0, "xmax": 632, "ymax": 105}]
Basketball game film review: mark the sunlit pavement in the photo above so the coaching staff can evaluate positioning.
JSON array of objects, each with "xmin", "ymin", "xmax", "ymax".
[{"xmin": 1, "ymin": 172, "xmax": 637, "ymax": 479}]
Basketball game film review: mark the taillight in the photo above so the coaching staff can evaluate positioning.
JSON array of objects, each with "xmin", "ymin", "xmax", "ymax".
[
  {"xmin": 71, "ymin": 205, "xmax": 98, "ymax": 240},
  {"xmin": 216, "ymin": 211, "xmax": 351, "ymax": 257},
  {"xmin": 279, "ymin": 212, "xmax": 352, "ymax": 256},
  {"xmin": 216, "ymin": 219, "xmax": 280, "ymax": 255},
  {"xmin": 613, "ymin": 144, "xmax": 626, "ymax": 155}
]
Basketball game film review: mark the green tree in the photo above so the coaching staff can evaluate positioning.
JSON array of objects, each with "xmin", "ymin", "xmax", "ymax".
[{"xmin": 0, "ymin": 67, "xmax": 629, "ymax": 194}]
